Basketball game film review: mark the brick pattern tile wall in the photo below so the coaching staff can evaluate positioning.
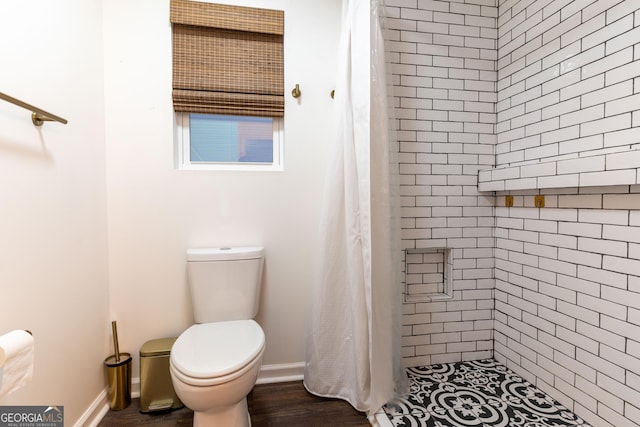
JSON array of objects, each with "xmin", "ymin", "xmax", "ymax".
[
  {"xmin": 497, "ymin": 0, "xmax": 640, "ymax": 168},
  {"xmin": 494, "ymin": 1, "xmax": 640, "ymax": 426},
  {"xmin": 385, "ymin": 0, "xmax": 498, "ymax": 367},
  {"xmin": 494, "ymin": 189, "xmax": 640, "ymax": 427}
]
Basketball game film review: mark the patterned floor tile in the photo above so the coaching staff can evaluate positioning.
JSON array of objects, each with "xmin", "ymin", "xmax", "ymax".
[{"xmin": 384, "ymin": 359, "xmax": 592, "ymax": 427}]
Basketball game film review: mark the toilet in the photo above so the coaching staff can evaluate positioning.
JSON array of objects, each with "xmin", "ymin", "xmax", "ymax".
[{"xmin": 170, "ymin": 247, "xmax": 266, "ymax": 427}]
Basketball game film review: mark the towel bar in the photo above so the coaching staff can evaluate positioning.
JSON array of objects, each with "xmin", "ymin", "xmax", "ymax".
[{"xmin": 0, "ymin": 92, "xmax": 68, "ymax": 126}]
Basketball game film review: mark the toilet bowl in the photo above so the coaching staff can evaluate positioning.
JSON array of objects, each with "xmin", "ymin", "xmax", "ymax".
[
  {"xmin": 170, "ymin": 320, "xmax": 265, "ymax": 427},
  {"xmin": 172, "ymin": 246, "xmax": 266, "ymax": 426}
]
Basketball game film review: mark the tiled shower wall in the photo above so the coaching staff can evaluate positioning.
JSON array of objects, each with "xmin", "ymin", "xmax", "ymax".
[
  {"xmin": 387, "ymin": 0, "xmax": 640, "ymax": 425},
  {"xmin": 494, "ymin": 1, "xmax": 640, "ymax": 426},
  {"xmin": 494, "ymin": 191, "xmax": 640, "ymax": 427},
  {"xmin": 385, "ymin": 0, "xmax": 498, "ymax": 367},
  {"xmin": 497, "ymin": 0, "xmax": 640, "ymax": 170}
]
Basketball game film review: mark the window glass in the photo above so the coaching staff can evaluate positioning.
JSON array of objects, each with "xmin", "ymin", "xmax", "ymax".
[
  {"xmin": 189, "ymin": 114, "xmax": 274, "ymax": 164},
  {"xmin": 177, "ymin": 113, "xmax": 283, "ymax": 171}
]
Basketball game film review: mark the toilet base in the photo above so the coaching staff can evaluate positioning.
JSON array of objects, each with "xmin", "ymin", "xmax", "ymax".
[{"xmin": 193, "ymin": 396, "xmax": 251, "ymax": 427}]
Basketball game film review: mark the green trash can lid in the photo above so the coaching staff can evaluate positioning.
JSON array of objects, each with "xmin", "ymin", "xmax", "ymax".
[{"xmin": 140, "ymin": 338, "xmax": 177, "ymax": 357}]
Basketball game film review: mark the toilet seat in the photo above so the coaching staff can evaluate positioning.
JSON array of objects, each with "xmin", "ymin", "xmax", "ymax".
[{"xmin": 171, "ymin": 320, "xmax": 265, "ymax": 386}]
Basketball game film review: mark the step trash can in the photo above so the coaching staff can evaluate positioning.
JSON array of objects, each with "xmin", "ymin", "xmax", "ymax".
[
  {"xmin": 139, "ymin": 337, "xmax": 184, "ymax": 413},
  {"xmin": 104, "ymin": 353, "xmax": 132, "ymax": 411}
]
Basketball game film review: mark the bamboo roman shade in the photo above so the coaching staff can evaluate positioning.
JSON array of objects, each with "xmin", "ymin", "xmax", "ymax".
[{"xmin": 170, "ymin": 0, "xmax": 284, "ymax": 117}]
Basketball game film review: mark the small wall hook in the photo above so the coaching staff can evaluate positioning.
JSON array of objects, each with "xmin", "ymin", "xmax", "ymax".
[
  {"xmin": 291, "ymin": 84, "xmax": 301, "ymax": 99},
  {"xmin": 331, "ymin": 89, "xmax": 335, "ymax": 99}
]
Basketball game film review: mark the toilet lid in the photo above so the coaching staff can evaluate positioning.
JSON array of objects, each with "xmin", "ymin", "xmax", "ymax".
[{"xmin": 171, "ymin": 320, "xmax": 265, "ymax": 379}]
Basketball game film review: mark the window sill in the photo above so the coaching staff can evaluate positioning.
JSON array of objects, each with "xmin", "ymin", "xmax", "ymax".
[
  {"xmin": 180, "ymin": 163, "xmax": 284, "ymax": 172},
  {"xmin": 478, "ymin": 146, "xmax": 640, "ymax": 192}
]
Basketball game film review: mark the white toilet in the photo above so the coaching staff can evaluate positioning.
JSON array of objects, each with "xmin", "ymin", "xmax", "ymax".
[{"xmin": 170, "ymin": 247, "xmax": 266, "ymax": 427}]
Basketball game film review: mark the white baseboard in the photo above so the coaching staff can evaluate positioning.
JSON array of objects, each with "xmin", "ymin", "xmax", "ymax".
[
  {"xmin": 131, "ymin": 377, "xmax": 140, "ymax": 398},
  {"xmin": 256, "ymin": 362, "xmax": 305, "ymax": 384},
  {"xmin": 74, "ymin": 389, "xmax": 108, "ymax": 427},
  {"xmin": 76, "ymin": 378, "xmax": 140, "ymax": 427}
]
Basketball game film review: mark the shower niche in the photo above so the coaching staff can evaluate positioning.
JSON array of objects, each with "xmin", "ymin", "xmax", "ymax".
[{"xmin": 404, "ymin": 248, "xmax": 453, "ymax": 302}]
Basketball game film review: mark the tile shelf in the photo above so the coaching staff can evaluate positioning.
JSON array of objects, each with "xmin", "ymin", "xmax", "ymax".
[{"xmin": 478, "ymin": 145, "xmax": 640, "ymax": 192}]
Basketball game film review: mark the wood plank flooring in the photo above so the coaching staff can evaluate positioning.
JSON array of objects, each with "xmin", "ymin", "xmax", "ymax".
[{"xmin": 98, "ymin": 381, "xmax": 371, "ymax": 426}]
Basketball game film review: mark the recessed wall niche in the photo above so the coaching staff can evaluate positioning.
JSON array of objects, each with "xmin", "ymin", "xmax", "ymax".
[{"xmin": 404, "ymin": 248, "xmax": 453, "ymax": 302}]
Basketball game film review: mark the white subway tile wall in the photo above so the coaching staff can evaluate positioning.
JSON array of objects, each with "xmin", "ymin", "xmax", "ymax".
[
  {"xmin": 495, "ymin": 190, "xmax": 640, "ymax": 427},
  {"xmin": 387, "ymin": 1, "xmax": 640, "ymax": 426},
  {"xmin": 478, "ymin": 0, "xmax": 640, "ymax": 192},
  {"xmin": 385, "ymin": 0, "xmax": 497, "ymax": 367},
  {"xmin": 493, "ymin": 2, "xmax": 640, "ymax": 426}
]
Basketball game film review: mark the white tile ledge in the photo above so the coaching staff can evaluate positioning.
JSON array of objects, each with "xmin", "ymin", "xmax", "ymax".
[{"xmin": 478, "ymin": 147, "xmax": 640, "ymax": 192}]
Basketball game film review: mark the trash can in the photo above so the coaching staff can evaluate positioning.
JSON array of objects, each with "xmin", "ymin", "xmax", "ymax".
[
  {"xmin": 139, "ymin": 338, "xmax": 183, "ymax": 413},
  {"xmin": 104, "ymin": 353, "xmax": 132, "ymax": 411}
]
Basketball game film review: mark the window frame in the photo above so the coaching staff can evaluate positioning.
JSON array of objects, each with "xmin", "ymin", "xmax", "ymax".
[{"xmin": 176, "ymin": 112, "xmax": 284, "ymax": 172}]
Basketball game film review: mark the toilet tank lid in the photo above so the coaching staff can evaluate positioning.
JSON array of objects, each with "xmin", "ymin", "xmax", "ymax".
[{"xmin": 187, "ymin": 246, "xmax": 264, "ymax": 261}]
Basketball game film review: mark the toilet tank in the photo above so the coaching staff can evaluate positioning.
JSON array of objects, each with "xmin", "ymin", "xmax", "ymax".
[{"xmin": 186, "ymin": 247, "xmax": 264, "ymax": 323}]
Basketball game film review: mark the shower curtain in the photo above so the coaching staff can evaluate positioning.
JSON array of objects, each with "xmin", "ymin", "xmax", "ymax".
[{"xmin": 304, "ymin": 0, "xmax": 405, "ymax": 416}]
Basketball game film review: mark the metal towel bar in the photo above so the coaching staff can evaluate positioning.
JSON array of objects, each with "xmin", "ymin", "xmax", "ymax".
[{"xmin": 0, "ymin": 91, "xmax": 68, "ymax": 126}]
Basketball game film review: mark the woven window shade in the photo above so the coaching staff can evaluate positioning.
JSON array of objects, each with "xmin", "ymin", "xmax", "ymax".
[{"xmin": 170, "ymin": 0, "xmax": 284, "ymax": 117}]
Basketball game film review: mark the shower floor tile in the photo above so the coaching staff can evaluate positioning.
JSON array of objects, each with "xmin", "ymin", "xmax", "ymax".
[{"xmin": 382, "ymin": 359, "xmax": 591, "ymax": 427}]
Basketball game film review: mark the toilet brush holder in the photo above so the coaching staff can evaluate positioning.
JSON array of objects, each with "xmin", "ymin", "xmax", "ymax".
[
  {"xmin": 105, "ymin": 321, "xmax": 131, "ymax": 410},
  {"xmin": 104, "ymin": 353, "xmax": 132, "ymax": 410}
]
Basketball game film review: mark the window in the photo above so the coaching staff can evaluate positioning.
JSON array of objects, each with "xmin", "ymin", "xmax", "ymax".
[
  {"xmin": 177, "ymin": 113, "xmax": 283, "ymax": 170},
  {"xmin": 170, "ymin": 0, "xmax": 284, "ymax": 170}
]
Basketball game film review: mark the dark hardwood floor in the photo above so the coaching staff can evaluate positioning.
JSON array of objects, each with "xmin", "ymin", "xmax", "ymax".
[{"xmin": 98, "ymin": 381, "xmax": 371, "ymax": 426}]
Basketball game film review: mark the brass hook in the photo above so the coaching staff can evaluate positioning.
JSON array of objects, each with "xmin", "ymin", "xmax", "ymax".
[{"xmin": 291, "ymin": 84, "xmax": 301, "ymax": 99}]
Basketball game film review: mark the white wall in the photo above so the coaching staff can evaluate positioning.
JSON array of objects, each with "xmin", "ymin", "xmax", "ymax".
[
  {"xmin": 385, "ymin": 0, "xmax": 497, "ymax": 366},
  {"xmin": 103, "ymin": 0, "xmax": 341, "ymax": 378},
  {"xmin": 497, "ymin": 0, "xmax": 640, "ymax": 169},
  {"xmin": 388, "ymin": 0, "xmax": 640, "ymax": 425},
  {"xmin": 478, "ymin": 0, "xmax": 640, "ymax": 192},
  {"xmin": 0, "ymin": 1, "xmax": 110, "ymax": 425},
  {"xmin": 493, "ymin": 1, "xmax": 640, "ymax": 426}
]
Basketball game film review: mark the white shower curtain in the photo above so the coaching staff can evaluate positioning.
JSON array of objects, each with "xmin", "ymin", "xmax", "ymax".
[{"xmin": 304, "ymin": 0, "xmax": 405, "ymax": 416}]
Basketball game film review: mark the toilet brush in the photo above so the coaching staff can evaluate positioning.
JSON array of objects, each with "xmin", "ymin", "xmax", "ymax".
[
  {"xmin": 105, "ymin": 320, "xmax": 131, "ymax": 410},
  {"xmin": 111, "ymin": 321, "xmax": 121, "ymax": 363}
]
